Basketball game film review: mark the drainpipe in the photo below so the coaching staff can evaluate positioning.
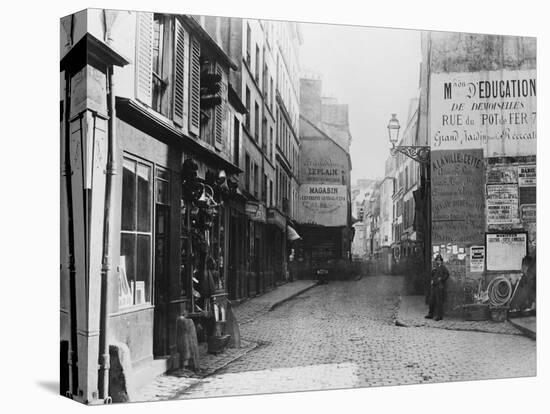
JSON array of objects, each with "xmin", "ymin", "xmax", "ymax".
[
  {"xmin": 98, "ymin": 65, "xmax": 116, "ymax": 404},
  {"xmin": 64, "ymin": 69, "xmax": 79, "ymax": 399}
]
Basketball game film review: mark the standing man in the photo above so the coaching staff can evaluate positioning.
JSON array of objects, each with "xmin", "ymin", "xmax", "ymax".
[{"xmin": 425, "ymin": 254, "xmax": 450, "ymax": 321}]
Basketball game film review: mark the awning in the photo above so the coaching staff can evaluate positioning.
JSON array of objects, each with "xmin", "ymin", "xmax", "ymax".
[{"xmin": 287, "ymin": 225, "xmax": 301, "ymax": 241}]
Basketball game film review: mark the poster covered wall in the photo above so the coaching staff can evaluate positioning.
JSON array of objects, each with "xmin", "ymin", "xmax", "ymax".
[{"xmin": 430, "ymin": 70, "xmax": 536, "ymax": 157}]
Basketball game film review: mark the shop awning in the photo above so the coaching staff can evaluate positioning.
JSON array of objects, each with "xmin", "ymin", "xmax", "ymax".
[{"xmin": 287, "ymin": 225, "xmax": 301, "ymax": 241}]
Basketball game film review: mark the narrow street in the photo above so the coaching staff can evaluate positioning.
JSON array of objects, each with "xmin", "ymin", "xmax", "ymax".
[{"xmin": 158, "ymin": 275, "xmax": 535, "ymax": 399}]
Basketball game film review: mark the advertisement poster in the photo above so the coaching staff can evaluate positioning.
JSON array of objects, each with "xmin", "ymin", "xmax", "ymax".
[
  {"xmin": 518, "ymin": 165, "xmax": 536, "ymax": 187},
  {"xmin": 430, "ymin": 70, "xmax": 536, "ymax": 156},
  {"xmin": 487, "ymin": 166, "xmax": 517, "ymax": 184},
  {"xmin": 486, "ymin": 184, "xmax": 519, "ymax": 225},
  {"xmin": 486, "ymin": 233, "xmax": 527, "ymax": 271},
  {"xmin": 299, "ymin": 184, "xmax": 347, "ymax": 226},
  {"xmin": 520, "ymin": 204, "xmax": 536, "ymax": 222},
  {"xmin": 431, "ymin": 149, "xmax": 485, "ymax": 244},
  {"xmin": 470, "ymin": 246, "xmax": 485, "ymax": 272}
]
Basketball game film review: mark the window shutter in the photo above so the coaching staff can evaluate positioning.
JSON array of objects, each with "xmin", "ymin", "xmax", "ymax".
[
  {"xmin": 189, "ymin": 37, "xmax": 201, "ymax": 136},
  {"xmin": 135, "ymin": 12, "xmax": 154, "ymax": 106},
  {"xmin": 173, "ymin": 18, "xmax": 188, "ymax": 130},
  {"xmin": 214, "ymin": 63, "xmax": 225, "ymax": 148}
]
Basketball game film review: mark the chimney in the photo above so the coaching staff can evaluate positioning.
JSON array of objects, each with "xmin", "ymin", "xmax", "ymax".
[{"xmin": 300, "ymin": 78, "xmax": 322, "ymax": 125}]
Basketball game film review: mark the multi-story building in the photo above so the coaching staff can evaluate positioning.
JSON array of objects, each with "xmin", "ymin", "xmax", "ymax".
[
  {"xmin": 390, "ymin": 98, "xmax": 424, "ymax": 283},
  {"xmin": 297, "ymin": 77, "xmax": 353, "ymax": 278},
  {"xmin": 378, "ymin": 157, "xmax": 396, "ymax": 273},
  {"xmin": 60, "ymin": 9, "xmax": 248, "ymax": 403},
  {"xmin": 419, "ymin": 32, "xmax": 536, "ymax": 313},
  {"xmin": 200, "ymin": 17, "xmax": 302, "ymax": 296}
]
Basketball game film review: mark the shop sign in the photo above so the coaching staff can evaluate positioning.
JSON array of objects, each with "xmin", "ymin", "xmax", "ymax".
[
  {"xmin": 486, "ymin": 184, "xmax": 519, "ymax": 225},
  {"xmin": 520, "ymin": 204, "xmax": 536, "ymax": 222},
  {"xmin": 267, "ymin": 208, "xmax": 286, "ymax": 230},
  {"xmin": 518, "ymin": 165, "xmax": 536, "ymax": 187},
  {"xmin": 430, "ymin": 70, "xmax": 536, "ymax": 157},
  {"xmin": 245, "ymin": 202, "xmax": 266, "ymax": 222},
  {"xmin": 300, "ymin": 142, "xmax": 348, "ymax": 184},
  {"xmin": 298, "ymin": 184, "xmax": 347, "ymax": 226},
  {"xmin": 470, "ymin": 246, "xmax": 485, "ymax": 272},
  {"xmin": 486, "ymin": 233, "xmax": 527, "ymax": 271}
]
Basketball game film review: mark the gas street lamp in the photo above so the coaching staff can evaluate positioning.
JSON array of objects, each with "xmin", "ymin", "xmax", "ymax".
[
  {"xmin": 387, "ymin": 113, "xmax": 432, "ymax": 296},
  {"xmin": 387, "ymin": 113, "xmax": 430, "ymax": 165}
]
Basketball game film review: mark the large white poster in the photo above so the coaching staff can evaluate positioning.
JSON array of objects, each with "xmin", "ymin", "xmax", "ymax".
[
  {"xmin": 430, "ymin": 70, "xmax": 536, "ymax": 156},
  {"xmin": 486, "ymin": 233, "xmax": 527, "ymax": 271},
  {"xmin": 299, "ymin": 184, "xmax": 347, "ymax": 226}
]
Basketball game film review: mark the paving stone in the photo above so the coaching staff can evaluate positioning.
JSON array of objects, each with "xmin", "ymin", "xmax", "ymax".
[{"xmin": 135, "ymin": 276, "xmax": 536, "ymax": 401}]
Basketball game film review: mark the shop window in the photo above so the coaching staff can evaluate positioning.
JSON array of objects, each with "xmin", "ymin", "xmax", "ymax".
[{"xmin": 119, "ymin": 156, "xmax": 153, "ymax": 308}]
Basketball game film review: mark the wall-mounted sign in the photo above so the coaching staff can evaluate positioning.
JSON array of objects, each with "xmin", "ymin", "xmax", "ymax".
[
  {"xmin": 430, "ymin": 70, "xmax": 536, "ymax": 157},
  {"xmin": 486, "ymin": 233, "xmax": 527, "ymax": 271},
  {"xmin": 431, "ymin": 149, "xmax": 485, "ymax": 244},
  {"xmin": 470, "ymin": 246, "xmax": 485, "ymax": 272},
  {"xmin": 520, "ymin": 204, "xmax": 536, "ymax": 222},
  {"xmin": 298, "ymin": 184, "xmax": 347, "ymax": 226},
  {"xmin": 299, "ymin": 140, "xmax": 349, "ymax": 185},
  {"xmin": 245, "ymin": 202, "xmax": 266, "ymax": 222},
  {"xmin": 267, "ymin": 208, "xmax": 286, "ymax": 230},
  {"xmin": 518, "ymin": 165, "xmax": 536, "ymax": 187},
  {"xmin": 486, "ymin": 184, "xmax": 519, "ymax": 225}
]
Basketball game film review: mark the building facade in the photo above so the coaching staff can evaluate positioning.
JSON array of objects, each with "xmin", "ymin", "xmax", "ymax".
[
  {"xmin": 60, "ymin": 11, "xmax": 305, "ymax": 403},
  {"xmin": 420, "ymin": 32, "xmax": 536, "ymax": 312},
  {"xmin": 297, "ymin": 78, "xmax": 353, "ymax": 278},
  {"xmin": 60, "ymin": 10, "xmax": 247, "ymax": 403},
  {"xmin": 200, "ymin": 17, "xmax": 302, "ymax": 297}
]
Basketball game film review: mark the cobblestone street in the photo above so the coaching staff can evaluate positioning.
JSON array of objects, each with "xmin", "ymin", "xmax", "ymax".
[{"xmin": 144, "ymin": 275, "xmax": 536, "ymax": 400}]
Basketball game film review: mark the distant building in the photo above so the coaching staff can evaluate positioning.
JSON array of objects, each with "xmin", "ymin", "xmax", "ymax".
[{"xmin": 296, "ymin": 78, "xmax": 353, "ymax": 277}]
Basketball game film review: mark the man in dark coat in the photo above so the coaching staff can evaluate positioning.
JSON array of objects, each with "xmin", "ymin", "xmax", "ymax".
[{"xmin": 425, "ymin": 254, "xmax": 450, "ymax": 321}]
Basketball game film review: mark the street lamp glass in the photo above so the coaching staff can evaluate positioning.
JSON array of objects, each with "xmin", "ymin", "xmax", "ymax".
[{"xmin": 387, "ymin": 113, "xmax": 400, "ymax": 144}]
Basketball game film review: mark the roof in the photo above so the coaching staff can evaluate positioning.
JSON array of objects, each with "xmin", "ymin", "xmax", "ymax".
[
  {"xmin": 60, "ymin": 33, "xmax": 130, "ymax": 73},
  {"xmin": 300, "ymin": 115, "xmax": 351, "ymax": 156}
]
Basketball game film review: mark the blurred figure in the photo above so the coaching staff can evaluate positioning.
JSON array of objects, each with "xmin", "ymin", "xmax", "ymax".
[{"xmin": 425, "ymin": 254, "xmax": 449, "ymax": 321}]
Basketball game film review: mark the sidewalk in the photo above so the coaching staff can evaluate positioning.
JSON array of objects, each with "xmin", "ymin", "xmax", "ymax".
[
  {"xmin": 509, "ymin": 316, "xmax": 536, "ymax": 339},
  {"xmin": 232, "ymin": 280, "xmax": 318, "ymax": 324},
  {"xmin": 395, "ymin": 295, "xmax": 526, "ymax": 336},
  {"xmin": 134, "ymin": 280, "xmax": 318, "ymax": 401}
]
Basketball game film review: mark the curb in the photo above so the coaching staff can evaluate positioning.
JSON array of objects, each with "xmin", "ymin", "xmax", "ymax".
[
  {"xmin": 508, "ymin": 320, "xmax": 536, "ymax": 340},
  {"xmin": 268, "ymin": 283, "xmax": 318, "ymax": 311},
  {"xmin": 168, "ymin": 341, "xmax": 261, "ymax": 400},
  {"xmin": 394, "ymin": 295, "xmax": 528, "ymax": 337}
]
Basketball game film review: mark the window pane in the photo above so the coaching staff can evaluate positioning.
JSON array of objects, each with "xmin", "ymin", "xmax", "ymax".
[
  {"xmin": 156, "ymin": 179, "xmax": 170, "ymax": 205},
  {"xmin": 137, "ymin": 234, "xmax": 152, "ymax": 304},
  {"xmin": 120, "ymin": 233, "xmax": 136, "ymax": 302},
  {"xmin": 137, "ymin": 163, "xmax": 152, "ymax": 232},
  {"xmin": 121, "ymin": 159, "xmax": 136, "ymax": 231}
]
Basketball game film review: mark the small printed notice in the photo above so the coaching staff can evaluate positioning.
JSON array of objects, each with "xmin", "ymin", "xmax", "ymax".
[
  {"xmin": 518, "ymin": 165, "xmax": 536, "ymax": 187},
  {"xmin": 470, "ymin": 246, "xmax": 485, "ymax": 272}
]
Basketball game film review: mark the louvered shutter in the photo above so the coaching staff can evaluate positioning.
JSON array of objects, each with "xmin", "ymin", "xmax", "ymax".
[
  {"xmin": 135, "ymin": 12, "xmax": 154, "ymax": 106},
  {"xmin": 173, "ymin": 18, "xmax": 188, "ymax": 129},
  {"xmin": 214, "ymin": 63, "xmax": 226, "ymax": 149},
  {"xmin": 189, "ymin": 38, "xmax": 201, "ymax": 136}
]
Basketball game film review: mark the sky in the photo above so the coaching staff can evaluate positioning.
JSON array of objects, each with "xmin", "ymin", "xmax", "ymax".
[{"xmin": 299, "ymin": 22, "xmax": 421, "ymax": 184}]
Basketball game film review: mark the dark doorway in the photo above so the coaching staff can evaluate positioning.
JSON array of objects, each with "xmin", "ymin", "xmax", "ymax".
[{"xmin": 153, "ymin": 168, "xmax": 171, "ymax": 357}]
